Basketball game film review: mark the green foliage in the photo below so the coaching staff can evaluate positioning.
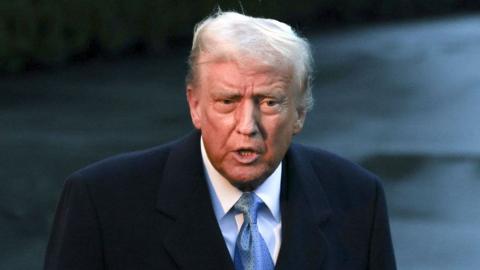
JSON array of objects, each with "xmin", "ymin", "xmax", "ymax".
[{"xmin": 0, "ymin": 0, "xmax": 475, "ymax": 72}]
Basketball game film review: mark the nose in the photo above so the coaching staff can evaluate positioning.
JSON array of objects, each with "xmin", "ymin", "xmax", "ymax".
[{"xmin": 235, "ymin": 100, "xmax": 259, "ymax": 137}]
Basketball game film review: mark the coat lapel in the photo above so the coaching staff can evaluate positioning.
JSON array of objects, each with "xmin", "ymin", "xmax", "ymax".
[
  {"xmin": 155, "ymin": 132, "xmax": 234, "ymax": 270},
  {"xmin": 275, "ymin": 144, "xmax": 332, "ymax": 270},
  {"xmin": 154, "ymin": 133, "xmax": 332, "ymax": 270}
]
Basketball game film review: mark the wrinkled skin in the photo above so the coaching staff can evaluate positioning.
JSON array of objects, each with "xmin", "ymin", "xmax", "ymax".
[{"xmin": 187, "ymin": 58, "xmax": 306, "ymax": 190}]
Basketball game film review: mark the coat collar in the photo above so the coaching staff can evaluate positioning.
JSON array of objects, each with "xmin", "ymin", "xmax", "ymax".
[
  {"xmin": 156, "ymin": 131, "xmax": 234, "ymax": 269},
  {"xmin": 155, "ymin": 131, "xmax": 332, "ymax": 269},
  {"xmin": 276, "ymin": 144, "xmax": 332, "ymax": 270}
]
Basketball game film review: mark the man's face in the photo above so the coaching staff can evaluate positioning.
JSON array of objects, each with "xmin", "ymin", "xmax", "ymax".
[{"xmin": 187, "ymin": 59, "xmax": 306, "ymax": 189}]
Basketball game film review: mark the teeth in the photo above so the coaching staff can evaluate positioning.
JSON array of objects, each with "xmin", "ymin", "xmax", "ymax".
[{"xmin": 239, "ymin": 150, "xmax": 254, "ymax": 156}]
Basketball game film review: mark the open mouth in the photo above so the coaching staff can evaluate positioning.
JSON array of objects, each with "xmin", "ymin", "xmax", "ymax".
[
  {"xmin": 234, "ymin": 148, "xmax": 260, "ymax": 164},
  {"xmin": 238, "ymin": 149, "xmax": 257, "ymax": 156}
]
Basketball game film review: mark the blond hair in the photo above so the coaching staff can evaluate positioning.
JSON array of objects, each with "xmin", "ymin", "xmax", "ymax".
[{"xmin": 186, "ymin": 11, "xmax": 314, "ymax": 111}]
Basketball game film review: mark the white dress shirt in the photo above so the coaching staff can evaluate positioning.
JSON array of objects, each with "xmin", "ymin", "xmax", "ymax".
[{"xmin": 200, "ymin": 138, "xmax": 282, "ymax": 263}]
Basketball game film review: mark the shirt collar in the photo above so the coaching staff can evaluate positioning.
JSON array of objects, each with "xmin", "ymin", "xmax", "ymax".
[{"xmin": 201, "ymin": 137, "xmax": 282, "ymax": 222}]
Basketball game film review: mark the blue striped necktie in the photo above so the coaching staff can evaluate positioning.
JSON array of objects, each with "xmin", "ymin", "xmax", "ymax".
[{"xmin": 233, "ymin": 192, "xmax": 274, "ymax": 270}]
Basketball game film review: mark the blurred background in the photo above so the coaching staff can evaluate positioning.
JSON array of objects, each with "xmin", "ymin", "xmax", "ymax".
[{"xmin": 1, "ymin": 1, "xmax": 480, "ymax": 269}]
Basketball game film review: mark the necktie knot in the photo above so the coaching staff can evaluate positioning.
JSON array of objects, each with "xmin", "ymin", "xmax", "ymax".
[
  {"xmin": 233, "ymin": 192, "xmax": 274, "ymax": 270},
  {"xmin": 234, "ymin": 192, "xmax": 262, "ymax": 224}
]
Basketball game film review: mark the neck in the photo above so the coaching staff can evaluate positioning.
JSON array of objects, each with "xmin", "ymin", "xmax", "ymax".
[{"xmin": 232, "ymin": 180, "xmax": 264, "ymax": 192}]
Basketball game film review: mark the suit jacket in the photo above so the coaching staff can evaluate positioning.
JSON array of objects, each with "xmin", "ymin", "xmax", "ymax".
[{"xmin": 44, "ymin": 131, "xmax": 396, "ymax": 270}]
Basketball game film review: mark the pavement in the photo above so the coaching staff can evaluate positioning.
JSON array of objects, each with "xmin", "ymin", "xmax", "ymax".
[
  {"xmin": 1, "ymin": 13, "xmax": 480, "ymax": 270},
  {"xmin": 300, "ymin": 14, "xmax": 480, "ymax": 270}
]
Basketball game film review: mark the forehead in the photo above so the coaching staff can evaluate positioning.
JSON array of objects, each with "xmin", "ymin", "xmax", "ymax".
[{"xmin": 197, "ymin": 58, "xmax": 293, "ymax": 90}]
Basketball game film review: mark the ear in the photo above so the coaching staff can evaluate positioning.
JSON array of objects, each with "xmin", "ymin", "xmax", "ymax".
[
  {"xmin": 293, "ymin": 108, "xmax": 306, "ymax": 135},
  {"xmin": 186, "ymin": 85, "xmax": 202, "ymax": 130}
]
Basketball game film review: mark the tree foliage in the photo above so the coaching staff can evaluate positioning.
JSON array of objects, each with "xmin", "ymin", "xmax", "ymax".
[{"xmin": 0, "ymin": 0, "xmax": 477, "ymax": 72}]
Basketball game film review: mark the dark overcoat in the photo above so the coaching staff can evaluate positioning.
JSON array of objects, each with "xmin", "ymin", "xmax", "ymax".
[{"xmin": 44, "ymin": 131, "xmax": 396, "ymax": 270}]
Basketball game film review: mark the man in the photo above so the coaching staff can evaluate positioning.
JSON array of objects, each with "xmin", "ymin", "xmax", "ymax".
[{"xmin": 45, "ymin": 11, "xmax": 396, "ymax": 270}]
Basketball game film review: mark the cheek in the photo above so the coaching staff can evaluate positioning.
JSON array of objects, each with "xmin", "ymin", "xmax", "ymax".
[
  {"xmin": 204, "ymin": 110, "xmax": 234, "ymax": 130},
  {"xmin": 264, "ymin": 115, "xmax": 295, "ymax": 148},
  {"xmin": 265, "ymin": 112, "xmax": 295, "ymax": 134},
  {"xmin": 202, "ymin": 108, "xmax": 237, "ymax": 146}
]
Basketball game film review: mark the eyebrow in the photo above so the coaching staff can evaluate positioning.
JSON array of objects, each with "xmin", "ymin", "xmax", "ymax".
[
  {"xmin": 255, "ymin": 87, "xmax": 288, "ymax": 97},
  {"xmin": 210, "ymin": 78, "xmax": 290, "ymax": 97},
  {"xmin": 210, "ymin": 90, "xmax": 242, "ymax": 100}
]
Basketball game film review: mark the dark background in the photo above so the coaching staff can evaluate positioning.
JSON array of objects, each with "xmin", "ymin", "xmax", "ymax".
[
  {"xmin": 1, "ymin": 1, "xmax": 480, "ymax": 269},
  {"xmin": 2, "ymin": 0, "xmax": 480, "ymax": 72}
]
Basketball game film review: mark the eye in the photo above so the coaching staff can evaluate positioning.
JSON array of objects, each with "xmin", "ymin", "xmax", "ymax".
[
  {"xmin": 260, "ymin": 98, "xmax": 282, "ymax": 113},
  {"xmin": 222, "ymin": 99, "xmax": 234, "ymax": 105},
  {"xmin": 265, "ymin": 99, "xmax": 277, "ymax": 106},
  {"xmin": 214, "ymin": 97, "xmax": 237, "ymax": 113},
  {"xmin": 261, "ymin": 98, "xmax": 279, "ymax": 107}
]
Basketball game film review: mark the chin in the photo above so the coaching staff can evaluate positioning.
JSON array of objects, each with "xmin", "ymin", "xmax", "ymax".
[
  {"xmin": 228, "ymin": 178, "xmax": 264, "ymax": 192},
  {"xmin": 224, "ymin": 168, "xmax": 272, "ymax": 191}
]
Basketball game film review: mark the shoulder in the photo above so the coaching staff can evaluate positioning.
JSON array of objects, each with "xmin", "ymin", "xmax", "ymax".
[
  {"xmin": 289, "ymin": 143, "xmax": 383, "ymax": 202},
  {"xmin": 58, "ymin": 132, "xmax": 202, "ymax": 215},
  {"xmin": 291, "ymin": 143, "xmax": 378, "ymax": 180},
  {"xmin": 69, "ymin": 143, "xmax": 169, "ymax": 184},
  {"xmin": 65, "ymin": 133, "xmax": 195, "ymax": 192}
]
